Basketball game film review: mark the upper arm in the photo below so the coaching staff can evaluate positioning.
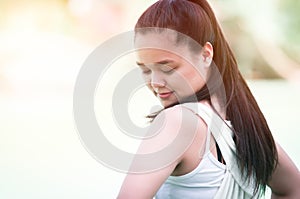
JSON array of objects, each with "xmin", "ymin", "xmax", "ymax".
[
  {"xmin": 268, "ymin": 143, "xmax": 300, "ymax": 198},
  {"xmin": 117, "ymin": 106, "xmax": 204, "ymax": 199}
]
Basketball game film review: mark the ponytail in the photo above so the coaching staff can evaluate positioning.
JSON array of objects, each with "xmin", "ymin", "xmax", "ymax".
[{"xmin": 188, "ymin": 1, "xmax": 278, "ymax": 194}]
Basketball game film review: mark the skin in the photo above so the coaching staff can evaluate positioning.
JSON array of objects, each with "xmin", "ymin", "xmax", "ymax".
[
  {"xmin": 269, "ymin": 144, "xmax": 300, "ymax": 198},
  {"xmin": 117, "ymin": 33, "xmax": 300, "ymax": 199}
]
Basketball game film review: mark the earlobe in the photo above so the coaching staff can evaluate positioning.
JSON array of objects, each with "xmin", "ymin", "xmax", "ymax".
[{"xmin": 204, "ymin": 57, "xmax": 212, "ymax": 65}]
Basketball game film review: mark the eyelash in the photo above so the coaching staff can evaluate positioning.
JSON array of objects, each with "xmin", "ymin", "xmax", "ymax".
[
  {"xmin": 161, "ymin": 65, "xmax": 176, "ymax": 74},
  {"xmin": 162, "ymin": 68, "xmax": 175, "ymax": 74},
  {"xmin": 142, "ymin": 69, "xmax": 174, "ymax": 75},
  {"xmin": 140, "ymin": 65, "xmax": 176, "ymax": 74}
]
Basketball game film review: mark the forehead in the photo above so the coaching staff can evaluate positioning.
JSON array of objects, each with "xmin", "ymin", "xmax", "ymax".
[
  {"xmin": 135, "ymin": 31, "xmax": 176, "ymax": 48},
  {"xmin": 134, "ymin": 31, "xmax": 195, "ymax": 63}
]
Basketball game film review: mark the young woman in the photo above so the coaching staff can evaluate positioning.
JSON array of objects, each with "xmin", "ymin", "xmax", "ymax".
[{"xmin": 118, "ymin": 0, "xmax": 300, "ymax": 198}]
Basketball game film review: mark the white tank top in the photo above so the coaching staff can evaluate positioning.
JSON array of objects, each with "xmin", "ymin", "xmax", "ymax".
[{"xmin": 155, "ymin": 104, "xmax": 227, "ymax": 199}]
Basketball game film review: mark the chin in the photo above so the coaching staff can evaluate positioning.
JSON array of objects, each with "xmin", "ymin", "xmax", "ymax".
[{"xmin": 160, "ymin": 100, "xmax": 179, "ymax": 108}]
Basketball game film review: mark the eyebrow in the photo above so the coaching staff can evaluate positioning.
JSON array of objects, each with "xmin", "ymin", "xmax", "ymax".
[{"xmin": 136, "ymin": 59, "xmax": 175, "ymax": 66}]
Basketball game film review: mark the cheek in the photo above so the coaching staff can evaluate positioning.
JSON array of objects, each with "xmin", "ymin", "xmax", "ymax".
[
  {"xmin": 165, "ymin": 74, "xmax": 191, "ymax": 94},
  {"xmin": 190, "ymin": 72, "xmax": 205, "ymax": 84},
  {"xmin": 189, "ymin": 73, "xmax": 206, "ymax": 91},
  {"xmin": 173, "ymin": 69, "xmax": 205, "ymax": 92},
  {"xmin": 186, "ymin": 64, "xmax": 206, "ymax": 83}
]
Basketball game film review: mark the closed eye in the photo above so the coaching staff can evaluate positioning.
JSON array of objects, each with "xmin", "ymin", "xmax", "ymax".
[
  {"xmin": 161, "ymin": 65, "xmax": 176, "ymax": 74},
  {"xmin": 136, "ymin": 61, "xmax": 151, "ymax": 74}
]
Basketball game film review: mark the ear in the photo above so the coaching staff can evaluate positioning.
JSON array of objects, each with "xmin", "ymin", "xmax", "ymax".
[{"xmin": 201, "ymin": 42, "xmax": 214, "ymax": 68}]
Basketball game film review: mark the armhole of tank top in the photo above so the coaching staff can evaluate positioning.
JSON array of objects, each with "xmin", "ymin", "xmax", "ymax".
[{"xmin": 216, "ymin": 142, "xmax": 222, "ymax": 163}]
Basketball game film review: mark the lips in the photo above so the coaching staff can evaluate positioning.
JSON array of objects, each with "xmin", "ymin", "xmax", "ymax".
[{"xmin": 157, "ymin": 91, "xmax": 173, "ymax": 99}]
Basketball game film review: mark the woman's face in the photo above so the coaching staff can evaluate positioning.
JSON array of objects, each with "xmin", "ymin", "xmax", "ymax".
[{"xmin": 135, "ymin": 31, "xmax": 212, "ymax": 107}]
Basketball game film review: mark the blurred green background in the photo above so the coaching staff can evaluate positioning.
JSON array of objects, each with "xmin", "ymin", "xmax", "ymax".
[{"xmin": 0, "ymin": 0, "xmax": 299, "ymax": 198}]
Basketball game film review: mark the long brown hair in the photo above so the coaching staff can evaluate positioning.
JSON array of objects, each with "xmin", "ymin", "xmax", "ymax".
[{"xmin": 134, "ymin": 0, "xmax": 278, "ymax": 195}]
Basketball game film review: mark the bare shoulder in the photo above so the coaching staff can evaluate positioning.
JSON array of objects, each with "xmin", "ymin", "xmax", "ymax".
[
  {"xmin": 140, "ymin": 104, "xmax": 207, "ymax": 158},
  {"xmin": 154, "ymin": 104, "xmax": 203, "ymax": 126},
  {"xmin": 152, "ymin": 104, "xmax": 205, "ymax": 137}
]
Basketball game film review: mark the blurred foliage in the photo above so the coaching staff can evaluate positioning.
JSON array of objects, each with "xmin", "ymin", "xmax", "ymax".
[
  {"xmin": 277, "ymin": 0, "xmax": 300, "ymax": 63},
  {"xmin": 217, "ymin": 0, "xmax": 300, "ymax": 79},
  {"xmin": 221, "ymin": 15, "xmax": 280, "ymax": 79}
]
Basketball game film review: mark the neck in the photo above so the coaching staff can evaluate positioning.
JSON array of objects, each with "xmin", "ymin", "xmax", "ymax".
[{"xmin": 210, "ymin": 94, "xmax": 226, "ymax": 120}]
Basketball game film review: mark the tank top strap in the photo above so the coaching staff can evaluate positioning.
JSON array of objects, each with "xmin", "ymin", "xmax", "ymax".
[
  {"xmin": 180, "ymin": 103, "xmax": 213, "ymax": 154},
  {"xmin": 181, "ymin": 102, "xmax": 236, "ymax": 167},
  {"xmin": 202, "ymin": 112, "xmax": 214, "ymax": 155}
]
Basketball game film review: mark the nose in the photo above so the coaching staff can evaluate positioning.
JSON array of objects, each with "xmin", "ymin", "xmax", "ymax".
[{"xmin": 150, "ymin": 73, "xmax": 166, "ymax": 89}]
